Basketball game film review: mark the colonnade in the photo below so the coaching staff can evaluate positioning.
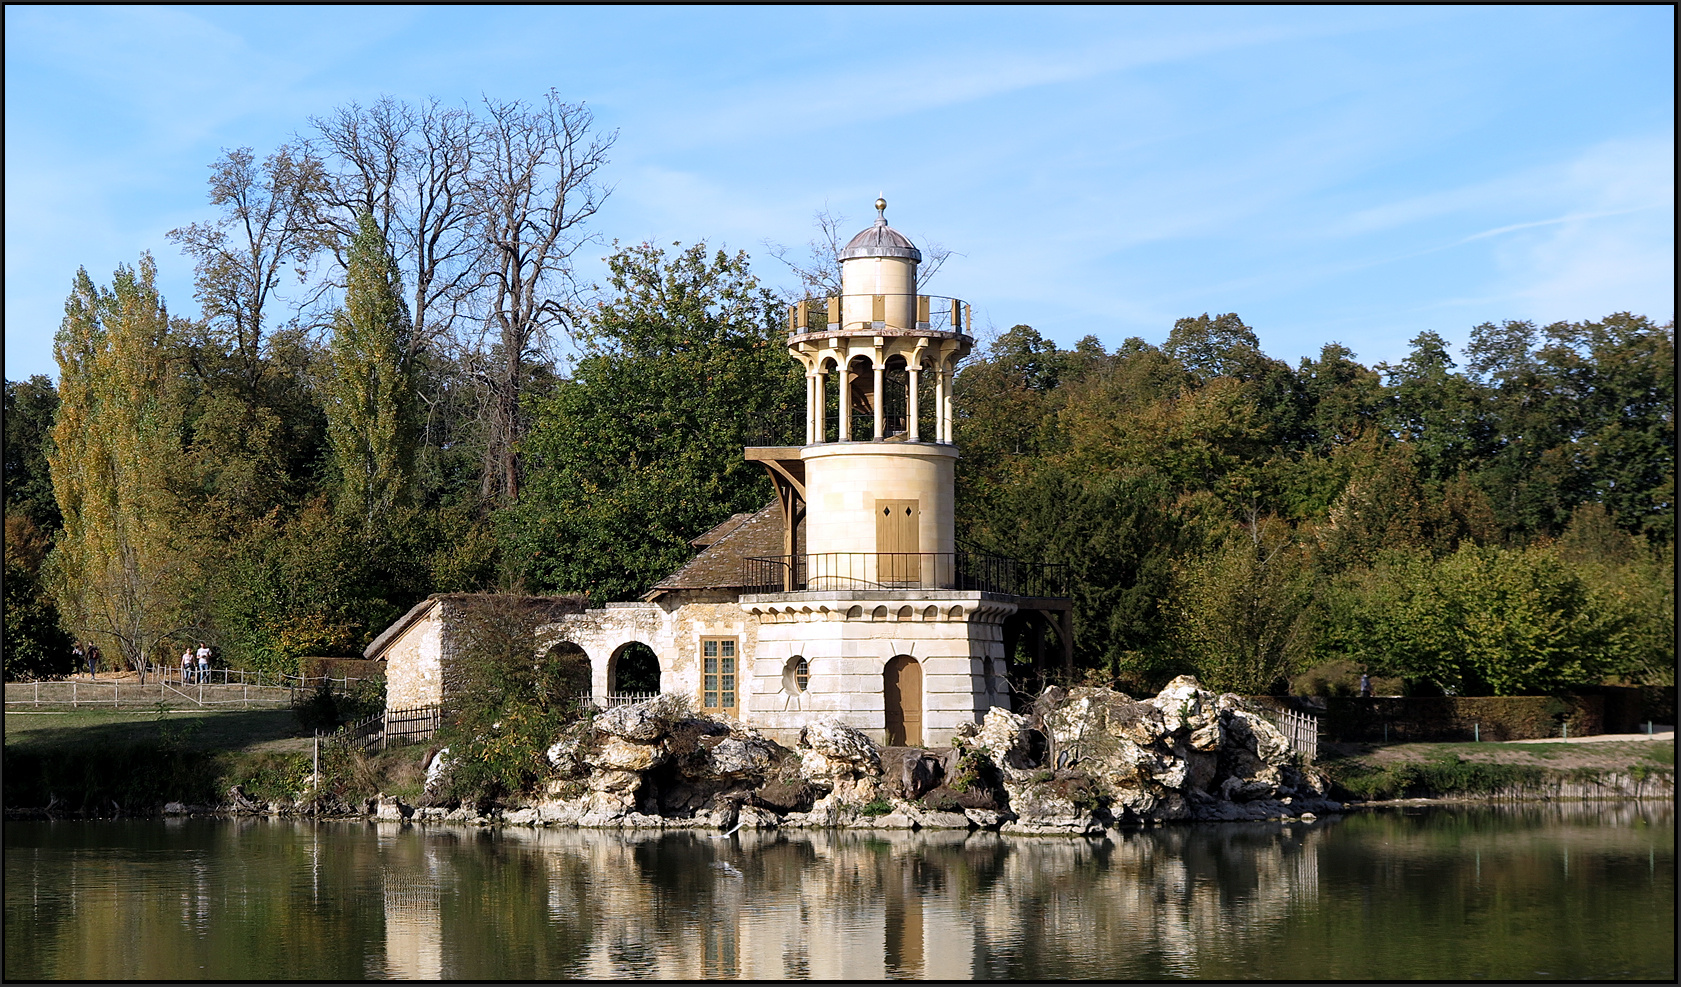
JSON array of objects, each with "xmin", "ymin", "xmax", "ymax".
[{"xmin": 799, "ymin": 346, "xmax": 957, "ymax": 445}]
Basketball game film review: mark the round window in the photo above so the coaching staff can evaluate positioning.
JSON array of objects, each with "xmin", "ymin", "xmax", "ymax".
[{"xmin": 783, "ymin": 656, "xmax": 810, "ymax": 694}]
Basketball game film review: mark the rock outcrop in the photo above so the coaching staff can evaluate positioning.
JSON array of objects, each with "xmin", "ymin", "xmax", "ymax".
[
  {"xmin": 976, "ymin": 677, "xmax": 1340, "ymax": 824},
  {"xmin": 410, "ymin": 678, "xmax": 1338, "ymax": 833}
]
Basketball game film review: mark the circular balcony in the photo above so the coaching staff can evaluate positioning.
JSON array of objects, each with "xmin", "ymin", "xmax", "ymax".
[{"xmin": 787, "ymin": 294, "xmax": 971, "ymax": 341}]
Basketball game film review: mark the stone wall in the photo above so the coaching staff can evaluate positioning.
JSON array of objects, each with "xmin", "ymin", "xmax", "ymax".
[
  {"xmin": 538, "ymin": 601, "xmax": 753, "ymax": 713},
  {"xmin": 538, "ymin": 592, "xmax": 1014, "ymax": 747},
  {"xmin": 383, "ymin": 607, "xmax": 443, "ymax": 710},
  {"xmin": 744, "ymin": 592, "xmax": 1014, "ymax": 746}
]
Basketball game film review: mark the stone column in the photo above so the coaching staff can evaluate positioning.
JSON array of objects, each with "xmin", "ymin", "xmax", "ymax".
[
  {"xmin": 873, "ymin": 363, "xmax": 885, "ymax": 439},
  {"xmin": 839, "ymin": 363, "xmax": 853, "ymax": 442},
  {"xmin": 806, "ymin": 372, "xmax": 819, "ymax": 444},
  {"xmin": 907, "ymin": 363, "xmax": 921, "ymax": 441},
  {"xmin": 935, "ymin": 365, "xmax": 949, "ymax": 443}
]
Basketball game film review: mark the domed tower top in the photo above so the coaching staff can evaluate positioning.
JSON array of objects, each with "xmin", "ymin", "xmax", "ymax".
[
  {"xmin": 782, "ymin": 198, "xmax": 972, "ymax": 448},
  {"xmin": 839, "ymin": 198, "xmax": 923, "ymax": 262}
]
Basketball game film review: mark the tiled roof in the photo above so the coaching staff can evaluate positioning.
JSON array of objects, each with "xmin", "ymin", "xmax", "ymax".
[
  {"xmin": 689, "ymin": 512, "xmax": 754, "ymax": 548},
  {"xmin": 363, "ymin": 593, "xmax": 588, "ymax": 658},
  {"xmin": 648, "ymin": 501, "xmax": 785, "ymax": 594}
]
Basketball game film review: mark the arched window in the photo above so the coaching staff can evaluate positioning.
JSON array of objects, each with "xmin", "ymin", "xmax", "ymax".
[
  {"xmin": 544, "ymin": 641, "xmax": 591, "ymax": 705},
  {"xmin": 783, "ymin": 656, "xmax": 810, "ymax": 694},
  {"xmin": 608, "ymin": 642, "xmax": 660, "ymax": 696}
]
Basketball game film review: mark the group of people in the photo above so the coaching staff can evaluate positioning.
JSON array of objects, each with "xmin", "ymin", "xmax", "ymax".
[
  {"xmin": 70, "ymin": 642, "xmax": 102, "ymax": 678},
  {"xmin": 180, "ymin": 645, "xmax": 213, "ymax": 684}
]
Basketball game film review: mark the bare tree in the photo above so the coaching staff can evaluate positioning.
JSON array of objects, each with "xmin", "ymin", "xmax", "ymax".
[
  {"xmin": 766, "ymin": 205, "xmax": 955, "ymax": 302},
  {"xmin": 470, "ymin": 92, "xmax": 615, "ymax": 503},
  {"xmin": 306, "ymin": 96, "xmax": 485, "ymax": 364},
  {"xmin": 168, "ymin": 146, "xmax": 329, "ymax": 398}
]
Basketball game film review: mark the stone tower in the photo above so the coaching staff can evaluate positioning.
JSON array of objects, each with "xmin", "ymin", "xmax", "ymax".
[{"xmin": 740, "ymin": 200, "xmax": 1070, "ymax": 748}]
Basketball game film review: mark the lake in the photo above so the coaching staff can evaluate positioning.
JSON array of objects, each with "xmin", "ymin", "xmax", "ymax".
[{"xmin": 4, "ymin": 803, "xmax": 1672, "ymax": 980}]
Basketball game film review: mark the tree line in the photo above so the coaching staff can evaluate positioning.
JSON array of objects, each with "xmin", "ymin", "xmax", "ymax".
[{"xmin": 4, "ymin": 92, "xmax": 1673, "ymax": 696}]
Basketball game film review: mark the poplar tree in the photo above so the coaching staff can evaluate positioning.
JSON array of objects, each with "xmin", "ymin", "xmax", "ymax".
[
  {"xmin": 48, "ymin": 257, "xmax": 196, "ymax": 674},
  {"xmin": 326, "ymin": 212, "xmax": 416, "ymax": 524}
]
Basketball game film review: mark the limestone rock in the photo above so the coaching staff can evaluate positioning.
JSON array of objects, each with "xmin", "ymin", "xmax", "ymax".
[
  {"xmin": 963, "ymin": 808, "xmax": 1007, "ymax": 830},
  {"xmin": 736, "ymin": 805, "xmax": 780, "ymax": 830},
  {"xmin": 226, "ymin": 785, "xmax": 262, "ymax": 813},
  {"xmin": 163, "ymin": 802, "xmax": 188, "ymax": 816},
  {"xmin": 915, "ymin": 809, "xmax": 974, "ymax": 830},
  {"xmin": 424, "ymin": 748, "xmax": 452, "ymax": 791},
  {"xmin": 502, "ymin": 807, "xmax": 540, "ymax": 826},
  {"xmin": 594, "ymin": 699, "xmax": 673, "ymax": 743},
  {"xmin": 1222, "ymin": 707, "xmax": 1291, "ymax": 763},
  {"xmin": 545, "ymin": 739, "xmax": 587, "ymax": 778},
  {"xmin": 799, "ymin": 719, "xmax": 882, "ymax": 775},
  {"xmin": 587, "ymin": 769, "xmax": 644, "ymax": 793},
  {"xmin": 373, "ymin": 794, "xmax": 413, "ymax": 821},
  {"xmin": 1150, "ymin": 675, "xmax": 1209, "ymax": 735},
  {"xmin": 586, "ymin": 736, "xmax": 666, "ymax": 772},
  {"xmin": 868, "ymin": 809, "xmax": 919, "ymax": 830},
  {"xmin": 696, "ymin": 736, "xmax": 778, "ymax": 781}
]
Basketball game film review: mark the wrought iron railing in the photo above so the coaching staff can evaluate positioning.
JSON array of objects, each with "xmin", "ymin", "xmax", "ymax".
[
  {"xmin": 742, "ymin": 551, "xmax": 1068, "ymax": 597},
  {"xmin": 788, "ymin": 294, "xmax": 972, "ymax": 337}
]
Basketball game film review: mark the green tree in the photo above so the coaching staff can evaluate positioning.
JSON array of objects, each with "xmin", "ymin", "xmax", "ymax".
[
  {"xmin": 325, "ymin": 212, "xmax": 418, "ymax": 524},
  {"xmin": 3, "ymin": 375, "xmax": 62, "ymax": 531},
  {"xmin": 47, "ymin": 258, "xmax": 198, "ymax": 674},
  {"xmin": 4, "ymin": 555, "xmax": 75, "ymax": 680},
  {"xmin": 1379, "ymin": 331, "xmax": 1490, "ymax": 484},
  {"xmin": 503, "ymin": 242, "xmax": 802, "ymax": 602},
  {"xmin": 1170, "ymin": 516, "xmax": 1311, "ymax": 694}
]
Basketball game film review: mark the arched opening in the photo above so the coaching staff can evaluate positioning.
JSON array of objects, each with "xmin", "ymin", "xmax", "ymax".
[
  {"xmin": 543, "ymin": 641, "xmax": 592, "ymax": 707},
  {"xmin": 846, "ymin": 354, "xmax": 875, "ymax": 440},
  {"xmin": 608, "ymin": 642, "xmax": 661, "ymax": 696},
  {"xmin": 883, "ymin": 354, "xmax": 910, "ymax": 437},
  {"xmin": 884, "ymin": 655, "xmax": 922, "ymax": 747}
]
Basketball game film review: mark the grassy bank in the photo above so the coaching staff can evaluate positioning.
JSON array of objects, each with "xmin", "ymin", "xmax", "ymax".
[
  {"xmin": 1319, "ymin": 739, "xmax": 1675, "ymax": 801},
  {"xmin": 3, "ymin": 707, "xmax": 430, "ymax": 815}
]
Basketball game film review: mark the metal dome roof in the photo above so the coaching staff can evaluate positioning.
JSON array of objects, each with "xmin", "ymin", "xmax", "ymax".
[{"xmin": 839, "ymin": 198, "xmax": 922, "ymax": 262}]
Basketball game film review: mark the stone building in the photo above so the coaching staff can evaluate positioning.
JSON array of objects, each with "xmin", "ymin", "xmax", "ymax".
[
  {"xmin": 526, "ymin": 201, "xmax": 1073, "ymax": 747},
  {"xmin": 368, "ymin": 594, "xmax": 588, "ymax": 710}
]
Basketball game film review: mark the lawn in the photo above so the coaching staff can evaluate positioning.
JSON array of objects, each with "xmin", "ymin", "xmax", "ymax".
[{"xmin": 4, "ymin": 707, "xmax": 314, "ymax": 755}]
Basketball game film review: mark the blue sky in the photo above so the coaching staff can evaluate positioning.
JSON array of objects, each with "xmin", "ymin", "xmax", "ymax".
[{"xmin": 5, "ymin": 5, "xmax": 1673, "ymax": 381}]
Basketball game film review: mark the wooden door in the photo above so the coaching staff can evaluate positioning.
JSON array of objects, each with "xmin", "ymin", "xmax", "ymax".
[
  {"xmin": 883, "ymin": 655, "xmax": 921, "ymax": 747},
  {"xmin": 876, "ymin": 500, "xmax": 920, "ymax": 584}
]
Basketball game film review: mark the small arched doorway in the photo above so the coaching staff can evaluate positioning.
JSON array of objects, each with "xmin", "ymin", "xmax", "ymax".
[
  {"xmin": 884, "ymin": 655, "xmax": 922, "ymax": 747},
  {"xmin": 608, "ymin": 642, "xmax": 661, "ymax": 696}
]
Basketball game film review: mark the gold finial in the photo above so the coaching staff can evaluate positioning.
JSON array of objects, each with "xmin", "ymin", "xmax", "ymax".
[{"xmin": 875, "ymin": 196, "xmax": 887, "ymax": 214}]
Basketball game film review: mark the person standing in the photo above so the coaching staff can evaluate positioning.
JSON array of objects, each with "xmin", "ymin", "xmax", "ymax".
[
  {"xmin": 182, "ymin": 649, "xmax": 193, "ymax": 684},
  {"xmin": 1359, "ymin": 673, "xmax": 1372, "ymax": 698},
  {"xmin": 73, "ymin": 643, "xmax": 84, "ymax": 677},
  {"xmin": 87, "ymin": 644, "xmax": 101, "ymax": 679},
  {"xmin": 196, "ymin": 644, "xmax": 211, "ymax": 684}
]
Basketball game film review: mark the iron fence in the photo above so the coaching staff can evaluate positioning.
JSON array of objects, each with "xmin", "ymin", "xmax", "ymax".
[{"xmin": 742, "ymin": 551, "xmax": 1068, "ymax": 597}]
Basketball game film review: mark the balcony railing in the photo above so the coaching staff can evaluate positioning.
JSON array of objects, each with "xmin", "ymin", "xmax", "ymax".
[
  {"xmin": 742, "ymin": 551, "xmax": 1069, "ymax": 598},
  {"xmin": 788, "ymin": 294, "xmax": 971, "ymax": 337}
]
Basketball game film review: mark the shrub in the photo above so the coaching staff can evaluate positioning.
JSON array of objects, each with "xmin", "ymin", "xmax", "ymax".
[{"xmin": 434, "ymin": 596, "xmax": 593, "ymax": 802}]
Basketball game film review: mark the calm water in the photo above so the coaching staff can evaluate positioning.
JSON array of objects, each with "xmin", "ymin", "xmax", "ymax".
[{"xmin": 4, "ymin": 804, "xmax": 1673, "ymax": 980}]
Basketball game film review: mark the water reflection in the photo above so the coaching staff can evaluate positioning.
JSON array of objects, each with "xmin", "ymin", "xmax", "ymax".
[{"xmin": 5, "ymin": 802, "xmax": 1672, "ymax": 980}]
